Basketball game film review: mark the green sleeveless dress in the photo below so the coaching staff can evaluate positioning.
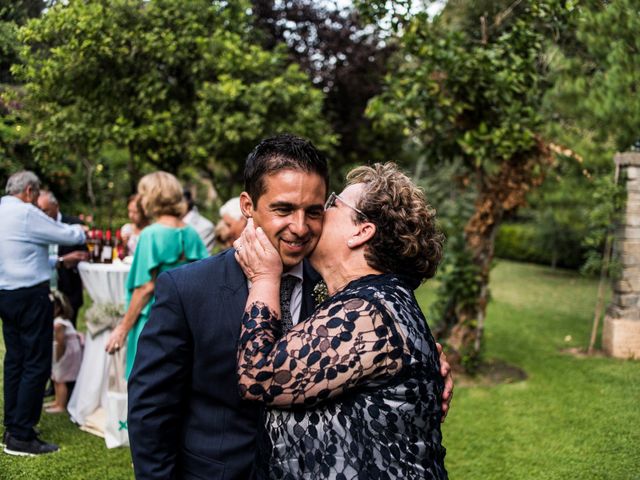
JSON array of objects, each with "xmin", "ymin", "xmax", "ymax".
[{"xmin": 124, "ymin": 223, "xmax": 208, "ymax": 379}]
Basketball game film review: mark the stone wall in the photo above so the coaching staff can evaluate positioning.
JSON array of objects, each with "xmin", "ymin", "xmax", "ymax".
[{"xmin": 604, "ymin": 152, "xmax": 640, "ymax": 358}]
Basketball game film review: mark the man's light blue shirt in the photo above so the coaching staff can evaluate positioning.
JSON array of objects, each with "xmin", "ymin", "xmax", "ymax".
[{"xmin": 0, "ymin": 195, "xmax": 86, "ymax": 290}]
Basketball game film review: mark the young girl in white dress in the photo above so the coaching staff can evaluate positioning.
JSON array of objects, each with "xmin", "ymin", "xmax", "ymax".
[{"xmin": 45, "ymin": 291, "xmax": 84, "ymax": 413}]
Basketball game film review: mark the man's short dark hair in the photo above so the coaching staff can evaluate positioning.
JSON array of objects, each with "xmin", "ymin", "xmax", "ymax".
[{"xmin": 244, "ymin": 134, "xmax": 329, "ymax": 204}]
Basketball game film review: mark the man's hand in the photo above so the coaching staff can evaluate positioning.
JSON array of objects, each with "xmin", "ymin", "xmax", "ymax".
[
  {"xmin": 437, "ymin": 342, "xmax": 454, "ymax": 422},
  {"xmin": 60, "ymin": 251, "xmax": 89, "ymax": 268}
]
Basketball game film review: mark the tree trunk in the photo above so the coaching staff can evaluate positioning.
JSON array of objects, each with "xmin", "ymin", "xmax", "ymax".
[
  {"xmin": 443, "ymin": 139, "xmax": 553, "ymax": 372},
  {"xmin": 80, "ymin": 155, "xmax": 96, "ymax": 210},
  {"xmin": 447, "ymin": 188, "xmax": 503, "ymax": 370}
]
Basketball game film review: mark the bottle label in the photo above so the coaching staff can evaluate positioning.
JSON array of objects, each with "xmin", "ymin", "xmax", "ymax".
[{"xmin": 102, "ymin": 246, "xmax": 113, "ymax": 262}]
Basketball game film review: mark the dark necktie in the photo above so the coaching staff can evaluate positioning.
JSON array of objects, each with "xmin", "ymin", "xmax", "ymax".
[{"xmin": 279, "ymin": 275, "xmax": 298, "ymax": 334}]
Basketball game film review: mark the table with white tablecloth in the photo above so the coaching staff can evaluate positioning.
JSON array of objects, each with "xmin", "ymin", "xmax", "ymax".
[
  {"xmin": 77, "ymin": 261, "xmax": 130, "ymax": 306},
  {"xmin": 67, "ymin": 261, "xmax": 130, "ymax": 435}
]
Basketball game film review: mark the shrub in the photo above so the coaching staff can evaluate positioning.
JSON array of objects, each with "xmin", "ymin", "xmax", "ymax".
[{"xmin": 495, "ymin": 222, "xmax": 585, "ymax": 269}]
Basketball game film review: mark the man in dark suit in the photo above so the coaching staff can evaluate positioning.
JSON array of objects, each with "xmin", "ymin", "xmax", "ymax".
[
  {"xmin": 127, "ymin": 134, "xmax": 453, "ymax": 479},
  {"xmin": 38, "ymin": 191, "xmax": 88, "ymax": 326}
]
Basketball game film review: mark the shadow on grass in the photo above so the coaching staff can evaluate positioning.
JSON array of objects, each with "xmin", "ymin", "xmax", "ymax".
[{"xmin": 455, "ymin": 358, "xmax": 528, "ymax": 387}]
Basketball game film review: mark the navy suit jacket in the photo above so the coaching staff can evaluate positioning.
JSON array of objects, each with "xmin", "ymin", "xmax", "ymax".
[{"xmin": 128, "ymin": 249, "xmax": 320, "ymax": 480}]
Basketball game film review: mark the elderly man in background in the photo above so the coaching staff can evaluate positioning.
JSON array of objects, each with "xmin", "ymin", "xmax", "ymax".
[
  {"xmin": 0, "ymin": 171, "xmax": 86, "ymax": 456},
  {"xmin": 182, "ymin": 188, "xmax": 215, "ymax": 252},
  {"xmin": 219, "ymin": 196, "xmax": 247, "ymax": 245},
  {"xmin": 37, "ymin": 190, "xmax": 88, "ymax": 326}
]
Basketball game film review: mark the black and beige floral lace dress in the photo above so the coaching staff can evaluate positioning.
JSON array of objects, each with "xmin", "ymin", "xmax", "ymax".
[{"xmin": 238, "ymin": 273, "xmax": 447, "ymax": 480}]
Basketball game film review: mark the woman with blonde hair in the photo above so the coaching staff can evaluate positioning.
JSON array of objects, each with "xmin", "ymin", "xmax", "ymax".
[
  {"xmin": 106, "ymin": 172, "xmax": 208, "ymax": 378},
  {"xmin": 235, "ymin": 162, "xmax": 447, "ymax": 479}
]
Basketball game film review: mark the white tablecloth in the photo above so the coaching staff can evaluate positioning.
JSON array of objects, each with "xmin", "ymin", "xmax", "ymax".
[
  {"xmin": 68, "ymin": 261, "xmax": 130, "ymax": 432},
  {"xmin": 67, "ymin": 329, "xmax": 111, "ymax": 429},
  {"xmin": 77, "ymin": 261, "xmax": 131, "ymax": 305}
]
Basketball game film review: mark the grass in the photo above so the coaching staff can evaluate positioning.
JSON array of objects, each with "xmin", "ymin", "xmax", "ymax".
[
  {"xmin": 0, "ymin": 260, "xmax": 638, "ymax": 479},
  {"xmin": 0, "ymin": 299, "xmax": 133, "ymax": 479},
  {"xmin": 423, "ymin": 261, "xmax": 640, "ymax": 480}
]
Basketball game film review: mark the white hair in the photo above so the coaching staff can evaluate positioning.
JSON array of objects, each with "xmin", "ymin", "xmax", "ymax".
[
  {"xmin": 40, "ymin": 190, "xmax": 58, "ymax": 206},
  {"xmin": 6, "ymin": 170, "xmax": 40, "ymax": 195},
  {"xmin": 219, "ymin": 197, "xmax": 243, "ymax": 220}
]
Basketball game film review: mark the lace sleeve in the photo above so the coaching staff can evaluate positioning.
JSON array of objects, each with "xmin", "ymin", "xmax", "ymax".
[{"xmin": 237, "ymin": 296, "xmax": 406, "ymax": 407}]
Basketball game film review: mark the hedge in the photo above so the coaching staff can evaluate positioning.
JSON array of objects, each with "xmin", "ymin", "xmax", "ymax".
[{"xmin": 494, "ymin": 222, "xmax": 585, "ymax": 269}]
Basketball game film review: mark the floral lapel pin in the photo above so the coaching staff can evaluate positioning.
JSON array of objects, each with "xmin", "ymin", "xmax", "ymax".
[{"xmin": 312, "ymin": 280, "xmax": 329, "ymax": 306}]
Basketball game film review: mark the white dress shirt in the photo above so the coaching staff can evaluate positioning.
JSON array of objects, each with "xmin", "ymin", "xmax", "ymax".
[
  {"xmin": 47, "ymin": 210, "xmax": 64, "ymax": 288},
  {"xmin": 0, "ymin": 195, "xmax": 86, "ymax": 290}
]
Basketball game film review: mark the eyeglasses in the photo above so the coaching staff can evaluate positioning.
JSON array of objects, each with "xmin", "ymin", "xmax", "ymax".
[{"xmin": 324, "ymin": 192, "xmax": 369, "ymax": 221}]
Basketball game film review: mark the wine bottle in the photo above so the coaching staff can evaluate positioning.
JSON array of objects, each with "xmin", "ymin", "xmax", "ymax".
[
  {"xmin": 92, "ymin": 229, "xmax": 103, "ymax": 264},
  {"xmin": 86, "ymin": 229, "xmax": 95, "ymax": 263},
  {"xmin": 116, "ymin": 229, "xmax": 126, "ymax": 260},
  {"xmin": 102, "ymin": 229, "xmax": 114, "ymax": 264}
]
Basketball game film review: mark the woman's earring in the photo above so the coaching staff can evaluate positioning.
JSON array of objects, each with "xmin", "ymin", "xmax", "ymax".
[{"xmin": 347, "ymin": 239, "xmax": 353, "ymax": 247}]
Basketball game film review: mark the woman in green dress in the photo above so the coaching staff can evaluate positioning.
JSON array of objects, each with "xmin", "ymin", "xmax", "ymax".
[{"xmin": 105, "ymin": 172, "xmax": 208, "ymax": 378}]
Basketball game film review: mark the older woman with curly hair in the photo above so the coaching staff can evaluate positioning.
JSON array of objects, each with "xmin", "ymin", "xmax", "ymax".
[
  {"xmin": 235, "ymin": 163, "xmax": 447, "ymax": 479},
  {"xmin": 106, "ymin": 172, "xmax": 208, "ymax": 378}
]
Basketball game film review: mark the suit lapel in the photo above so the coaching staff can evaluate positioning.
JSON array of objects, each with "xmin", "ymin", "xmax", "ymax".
[
  {"xmin": 219, "ymin": 250, "xmax": 249, "ymax": 340},
  {"xmin": 217, "ymin": 253, "xmax": 320, "ymax": 332},
  {"xmin": 300, "ymin": 259, "xmax": 321, "ymax": 319}
]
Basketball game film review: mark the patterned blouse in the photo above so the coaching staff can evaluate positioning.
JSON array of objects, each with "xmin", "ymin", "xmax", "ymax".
[{"xmin": 238, "ymin": 273, "xmax": 448, "ymax": 480}]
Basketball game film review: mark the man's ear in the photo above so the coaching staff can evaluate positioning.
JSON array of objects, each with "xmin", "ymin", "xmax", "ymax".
[
  {"xmin": 349, "ymin": 222, "xmax": 376, "ymax": 248},
  {"xmin": 25, "ymin": 185, "xmax": 38, "ymax": 205},
  {"xmin": 239, "ymin": 192, "xmax": 254, "ymax": 219}
]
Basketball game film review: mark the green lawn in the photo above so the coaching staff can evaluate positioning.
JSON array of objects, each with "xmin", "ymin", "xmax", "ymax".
[
  {"xmin": 0, "ymin": 300, "xmax": 133, "ymax": 479},
  {"xmin": 427, "ymin": 261, "xmax": 640, "ymax": 480},
  {"xmin": 1, "ymin": 260, "xmax": 638, "ymax": 479}
]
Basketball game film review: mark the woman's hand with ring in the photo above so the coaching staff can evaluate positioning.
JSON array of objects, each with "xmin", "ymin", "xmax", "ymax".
[
  {"xmin": 105, "ymin": 324, "xmax": 127, "ymax": 354},
  {"xmin": 234, "ymin": 218, "xmax": 282, "ymax": 284}
]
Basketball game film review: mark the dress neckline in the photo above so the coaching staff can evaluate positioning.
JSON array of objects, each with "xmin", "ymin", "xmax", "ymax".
[{"xmin": 152, "ymin": 222, "xmax": 188, "ymax": 231}]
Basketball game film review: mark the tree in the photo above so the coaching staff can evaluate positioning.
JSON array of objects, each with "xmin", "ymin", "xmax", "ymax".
[
  {"xmin": 519, "ymin": 0, "xmax": 637, "ymax": 275},
  {"xmin": 521, "ymin": 123, "xmax": 616, "ymax": 271},
  {"xmin": 549, "ymin": 0, "xmax": 640, "ymax": 152},
  {"xmin": 538, "ymin": 2, "xmax": 636, "ymax": 348},
  {"xmin": 367, "ymin": 2, "xmax": 570, "ymax": 370},
  {"xmin": 251, "ymin": 0, "xmax": 405, "ymax": 186},
  {"xmin": 0, "ymin": 0, "xmax": 47, "ymax": 83},
  {"xmin": 0, "ymin": 0, "xmax": 47, "ymax": 182},
  {"xmin": 15, "ymin": 0, "xmax": 334, "ymax": 212}
]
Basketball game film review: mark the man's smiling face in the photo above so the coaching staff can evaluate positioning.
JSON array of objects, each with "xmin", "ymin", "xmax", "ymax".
[{"xmin": 240, "ymin": 169, "xmax": 326, "ymax": 271}]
